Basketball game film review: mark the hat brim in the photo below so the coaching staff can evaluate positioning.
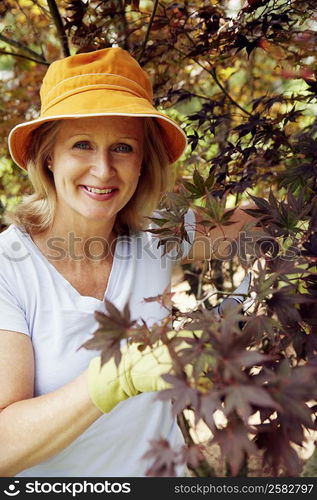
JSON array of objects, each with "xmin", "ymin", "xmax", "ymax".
[{"xmin": 8, "ymin": 89, "xmax": 187, "ymax": 170}]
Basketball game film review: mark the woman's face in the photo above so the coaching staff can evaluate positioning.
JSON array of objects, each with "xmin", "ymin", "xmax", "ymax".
[{"xmin": 50, "ymin": 116, "xmax": 144, "ymax": 226}]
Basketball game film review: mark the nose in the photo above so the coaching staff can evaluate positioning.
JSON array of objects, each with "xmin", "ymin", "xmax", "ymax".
[{"xmin": 89, "ymin": 151, "xmax": 115, "ymax": 179}]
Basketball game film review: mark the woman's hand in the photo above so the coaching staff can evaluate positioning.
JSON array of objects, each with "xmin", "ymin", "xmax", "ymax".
[
  {"xmin": 87, "ymin": 331, "xmax": 202, "ymax": 413},
  {"xmin": 88, "ymin": 272, "xmax": 254, "ymax": 414},
  {"xmin": 87, "ymin": 342, "xmax": 171, "ymax": 413}
]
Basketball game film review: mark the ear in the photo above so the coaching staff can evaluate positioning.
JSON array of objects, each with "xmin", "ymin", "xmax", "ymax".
[{"xmin": 47, "ymin": 155, "xmax": 53, "ymax": 170}]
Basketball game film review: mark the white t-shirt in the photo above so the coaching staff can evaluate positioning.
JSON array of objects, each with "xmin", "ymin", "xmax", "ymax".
[{"xmin": 0, "ymin": 209, "xmax": 196, "ymax": 477}]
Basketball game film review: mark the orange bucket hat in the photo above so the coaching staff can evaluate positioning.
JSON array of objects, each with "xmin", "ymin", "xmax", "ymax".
[{"xmin": 8, "ymin": 47, "xmax": 187, "ymax": 170}]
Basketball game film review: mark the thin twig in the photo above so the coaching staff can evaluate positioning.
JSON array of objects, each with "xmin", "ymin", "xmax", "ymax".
[
  {"xmin": 15, "ymin": 0, "xmax": 45, "ymax": 56},
  {"xmin": 206, "ymin": 66, "xmax": 252, "ymax": 117},
  {"xmin": 30, "ymin": 0, "xmax": 50, "ymax": 16},
  {"xmin": 137, "ymin": 0, "xmax": 159, "ymax": 62},
  {"xmin": 174, "ymin": 46, "xmax": 251, "ymax": 117},
  {"xmin": 177, "ymin": 412, "xmax": 216, "ymax": 477},
  {"xmin": 119, "ymin": 0, "xmax": 129, "ymax": 50},
  {"xmin": 14, "ymin": 0, "xmax": 46, "ymax": 60},
  {"xmin": 47, "ymin": 0, "xmax": 70, "ymax": 57},
  {"xmin": 0, "ymin": 49, "xmax": 50, "ymax": 65},
  {"xmin": 0, "ymin": 33, "xmax": 47, "ymax": 62}
]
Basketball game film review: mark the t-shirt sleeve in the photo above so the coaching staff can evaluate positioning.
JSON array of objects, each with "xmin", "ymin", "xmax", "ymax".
[
  {"xmin": 147, "ymin": 207, "xmax": 196, "ymax": 264},
  {"xmin": 180, "ymin": 207, "xmax": 196, "ymax": 260},
  {"xmin": 0, "ymin": 272, "xmax": 30, "ymax": 336}
]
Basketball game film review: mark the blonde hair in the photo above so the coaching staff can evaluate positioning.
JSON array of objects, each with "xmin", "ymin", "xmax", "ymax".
[{"xmin": 4, "ymin": 118, "xmax": 173, "ymax": 235}]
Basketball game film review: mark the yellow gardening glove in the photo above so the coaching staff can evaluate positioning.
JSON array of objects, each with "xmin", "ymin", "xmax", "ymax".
[
  {"xmin": 87, "ymin": 330, "xmax": 205, "ymax": 414},
  {"xmin": 87, "ymin": 275, "xmax": 252, "ymax": 414}
]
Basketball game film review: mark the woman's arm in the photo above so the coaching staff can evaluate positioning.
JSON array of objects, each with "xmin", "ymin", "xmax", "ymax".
[{"xmin": 0, "ymin": 330, "xmax": 102, "ymax": 477}]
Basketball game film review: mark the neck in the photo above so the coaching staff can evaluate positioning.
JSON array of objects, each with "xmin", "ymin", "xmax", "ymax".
[{"xmin": 32, "ymin": 213, "xmax": 118, "ymax": 265}]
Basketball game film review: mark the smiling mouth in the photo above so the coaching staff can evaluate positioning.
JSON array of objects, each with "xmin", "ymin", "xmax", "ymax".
[{"xmin": 81, "ymin": 186, "xmax": 117, "ymax": 194}]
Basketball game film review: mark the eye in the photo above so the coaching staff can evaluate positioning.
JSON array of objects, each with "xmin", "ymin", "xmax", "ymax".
[
  {"xmin": 73, "ymin": 141, "xmax": 91, "ymax": 150},
  {"xmin": 114, "ymin": 143, "xmax": 133, "ymax": 153}
]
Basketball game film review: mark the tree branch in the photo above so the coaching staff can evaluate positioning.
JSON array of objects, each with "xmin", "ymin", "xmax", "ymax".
[
  {"xmin": 0, "ymin": 49, "xmax": 50, "ymax": 66},
  {"xmin": 175, "ymin": 47, "xmax": 252, "ymax": 117},
  {"xmin": 0, "ymin": 33, "xmax": 47, "ymax": 62},
  {"xmin": 177, "ymin": 412, "xmax": 216, "ymax": 477},
  {"xmin": 47, "ymin": 0, "xmax": 70, "ymax": 57},
  {"xmin": 119, "ymin": 0, "xmax": 130, "ymax": 51},
  {"xmin": 31, "ymin": 0, "xmax": 50, "ymax": 16},
  {"xmin": 208, "ymin": 66, "xmax": 252, "ymax": 116},
  {"xmin": 181, "ymin": 30, "xmax": 252, "ymax": 115},
  {"xmin": 137, "ymin": 0, "xmax": 159, "ymax": 63}
]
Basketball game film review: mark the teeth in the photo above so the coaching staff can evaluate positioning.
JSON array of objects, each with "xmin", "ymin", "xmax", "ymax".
[{"xmin": 85, "ymin": 186, "xmax": 114, "ymax": 194}]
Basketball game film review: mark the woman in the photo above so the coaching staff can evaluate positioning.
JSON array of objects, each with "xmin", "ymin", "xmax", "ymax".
[{"xmin": 0, "ymin": 48, "xmax": 254, "ymax": 477}]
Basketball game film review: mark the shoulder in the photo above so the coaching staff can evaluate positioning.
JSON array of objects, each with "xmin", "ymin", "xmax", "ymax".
[
  {"xmin": 0, "ymin": 225, "xmax": 18, "ymax": 258},
  {"xmin": 0, "ymin": 225, "xmax": 30, "ymax": 275},
  {"xmin": 0, "ymin": 224, "xmax": 17, "ymax": 242},
  {"xmin": 0, "ymin": 223, "xmax": 26, "ymax": 245}
]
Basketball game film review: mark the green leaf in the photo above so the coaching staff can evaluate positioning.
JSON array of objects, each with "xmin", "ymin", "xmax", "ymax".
[{"xmin": 193, "ymin": 169, "xmax": 206, "ymax": 195}]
